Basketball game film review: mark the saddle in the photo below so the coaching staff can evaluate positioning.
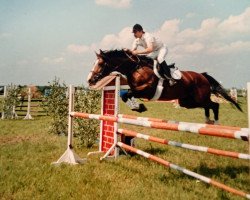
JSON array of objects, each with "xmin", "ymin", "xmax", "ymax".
[{"xmin": 153, "ymin": 61, "xmax": 182, "ymax": 86}]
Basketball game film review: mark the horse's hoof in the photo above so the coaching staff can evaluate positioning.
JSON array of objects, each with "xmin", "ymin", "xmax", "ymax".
[
  {"xmin": 132, "ymin": 104, "xmax": 147, "ymax": 113},
  {"xmin": 205, "ymin": 120, "xmax": 215, "ymax": 124},
  {"xmin": 214, "ymin": 120, "xmax": 220, "ymax": 125}
]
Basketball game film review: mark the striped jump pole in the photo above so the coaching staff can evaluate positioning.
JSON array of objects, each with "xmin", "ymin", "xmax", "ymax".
[
  {"xmin": 119, "ymin": 114, "xmax": 250, "ymax": 132},
  {"xmin": 117, "ymin": 142, "xmax": 250, "ymax": 199},
  {"xmin": 118, "ymin": 129, "xmax": 250, "ymax": 160},
  {"xmin": 70, "ymin": 112, "xmax": 249, "ymax": 141}
]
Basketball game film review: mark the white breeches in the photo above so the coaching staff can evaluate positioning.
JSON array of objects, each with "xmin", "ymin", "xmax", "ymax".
[{"xmin": 147, "ymin": 45, "xmax": 168, "ymax": 63}]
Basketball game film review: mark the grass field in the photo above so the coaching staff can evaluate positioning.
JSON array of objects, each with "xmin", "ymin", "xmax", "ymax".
[{"xmin": 0, "ymin": 97, "xmax": 249, "ymax": 200}]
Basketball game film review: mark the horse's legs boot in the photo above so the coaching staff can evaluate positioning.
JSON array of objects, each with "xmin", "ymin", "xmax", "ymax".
[{"xmin": 120, "ymin": 90, "xmax": 147, "ymax": 112}]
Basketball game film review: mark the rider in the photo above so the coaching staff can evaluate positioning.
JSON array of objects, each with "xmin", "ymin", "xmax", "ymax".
[
  {"xmin": 121, "ymin": 24, "xmax": 181, "ymax": 112},
  {"xmin": 131, "ymin": 24, "xmax": 181, "ymax": 84}
]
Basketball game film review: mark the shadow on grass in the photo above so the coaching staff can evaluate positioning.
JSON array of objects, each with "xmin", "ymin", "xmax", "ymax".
[
  {"xmin": 196, "ymin": 163, "xmax": 249, "ymax": 180},
  {"xmin": 161, "ymin": 163, "xmax": 249, "ymax": 185},
  {"xmin": 142, "ymin": 146, "xmax": 168, "ymax": 155}
]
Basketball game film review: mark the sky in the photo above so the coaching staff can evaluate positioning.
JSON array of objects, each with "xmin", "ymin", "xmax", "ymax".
[{"xmin": 0, "ymin": 0, "xmax": 250, "ymax": 88}]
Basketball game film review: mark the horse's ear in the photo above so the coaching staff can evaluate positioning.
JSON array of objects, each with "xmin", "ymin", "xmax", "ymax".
[
  {"xmin": 99, "ymin": 49, "xmax": 104, "ymax": 56},
  {"xmin": 95, "ymin": 51, "xmax": 100, "ymax": 58},
  {"xmin": 99, "ymin": 49, "xmax": 106, "ymax": 59}
]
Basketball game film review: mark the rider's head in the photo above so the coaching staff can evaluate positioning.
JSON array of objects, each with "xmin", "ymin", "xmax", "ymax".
[{"xmin": 132, "ymin": 24, "xmax": 144, "ymax": 38}]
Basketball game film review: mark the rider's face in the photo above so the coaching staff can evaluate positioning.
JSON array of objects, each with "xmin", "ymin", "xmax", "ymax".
[{"xmin": 134, "ymin": 31, "xmax": 143, "ymax": 38}]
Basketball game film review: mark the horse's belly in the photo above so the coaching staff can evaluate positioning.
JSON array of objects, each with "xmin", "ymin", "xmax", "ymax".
[{"xmin": 158, "ymin": 85, "xmax": 187, "ymax": 101}]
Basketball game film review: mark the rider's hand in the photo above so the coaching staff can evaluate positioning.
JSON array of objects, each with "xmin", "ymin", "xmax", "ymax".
[{"xmin": 132, "ymin": 50, "xmax": 138, "ymax": 55}]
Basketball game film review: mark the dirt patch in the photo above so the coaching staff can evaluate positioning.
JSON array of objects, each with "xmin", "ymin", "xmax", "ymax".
[{"xmin": 0, "ymin": 135, "xmax": 38, "ymax": 145}]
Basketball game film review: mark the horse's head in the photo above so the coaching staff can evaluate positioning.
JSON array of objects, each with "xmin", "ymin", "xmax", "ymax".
[{"xmin": 87, "ymin": 49, "xmax": 137, "ymax": 86}]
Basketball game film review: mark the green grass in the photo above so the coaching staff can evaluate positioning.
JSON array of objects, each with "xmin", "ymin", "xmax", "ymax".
[{"xmin": 0, "ymin": 98, "xmax": 249, "ymax": 200}]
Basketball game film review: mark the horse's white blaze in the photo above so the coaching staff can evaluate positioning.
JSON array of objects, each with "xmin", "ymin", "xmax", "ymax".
[{"xmin": 87, "ymin": 60, "xmax": 99, "ymax": 82}]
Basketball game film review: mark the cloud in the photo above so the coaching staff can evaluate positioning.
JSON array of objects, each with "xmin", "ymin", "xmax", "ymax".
[
  {"xmin": 218, "ymin": 7, "xmax": 250, "ymax": 34},
  {"xmin": 207, "ymin": 40, "xmax": 250, "ymax": 55},
  {"xmin": 158, "ymin": 8, "xmax": 250, "ymax": 58},
  {"xmin": 71, "ymin": 7, "xmax": 250, "ymax": 59},
  {"xmin": 154, "ymin": 19, "xmax": 181, "ymax": 46},
  {"xmin": 95, "ymin": 0, "xmax": 132, "ymax": 8},
  {"xmin": 185, "ymin": 12, "xmax": 196, "ymax": 19},
  {"xmin": 98, "ymin": 27, "xmax": 133, "ymax": 50},
  {"xmin": 0, "ymin": 33, "xmax": 12, "ymax": 39},
  {"xmin": 67, "ymin": 44, "xmax": 90, "ymax": 54},
  {"xmin": 42, "ymin": 57, "xmax": 65, "ymax": 64}
]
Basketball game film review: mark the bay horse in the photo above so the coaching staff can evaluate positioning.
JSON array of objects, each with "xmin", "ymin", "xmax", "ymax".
[{"xmin": 87, "ymin": 49, "xmax": 242, "ymax": 124}]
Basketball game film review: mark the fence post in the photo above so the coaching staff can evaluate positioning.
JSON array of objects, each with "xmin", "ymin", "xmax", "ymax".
[
  {"xmin": 248, "ymin": 83, "xmax": 250, "ymax": 129},
  {"xmin": 24, "ymin": 87, "xmax": 33, "ymax": 120},
  {"xmin": 1, "ymin": 86, "xmax": 7, "ymax": 119}
]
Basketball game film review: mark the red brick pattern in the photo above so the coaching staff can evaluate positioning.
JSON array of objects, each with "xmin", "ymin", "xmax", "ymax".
[{"xmin": 101, "ymin": 90, "xmax": 115, "ymax": 152}]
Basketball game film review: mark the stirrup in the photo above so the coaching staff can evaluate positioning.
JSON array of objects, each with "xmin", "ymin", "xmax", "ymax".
[
  {"xmin": 170, "ymin": 68, "xmax": 182, "ymax": 80},
  {"xmin": 163, "ymin": 74, "xmax": 176, "ymax": 86},
  {"xmin": 169, "ymin": 79, "xmax": 176, "ymax": 86}
]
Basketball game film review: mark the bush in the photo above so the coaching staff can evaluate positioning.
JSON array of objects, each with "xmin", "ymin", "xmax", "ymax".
[
  {"xmin": 74, "ymin": 87, "xmax": 101, "ymax": 148},
  {"xmin": 43, "ymin": 78, "xmax": 68, "ymax": 135},
  {"xmin": 2, "ymin": 84, "xmax": 21, "ymax": 119},
  {"xmin": 43, "ymin": 78, "xmax": 101, "ymax": 148}
]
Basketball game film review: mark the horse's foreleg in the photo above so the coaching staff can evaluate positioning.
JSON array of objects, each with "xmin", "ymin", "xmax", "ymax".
[{"xmin": 120, "ymin": 89, "xmax": 129, "ymax": 102}]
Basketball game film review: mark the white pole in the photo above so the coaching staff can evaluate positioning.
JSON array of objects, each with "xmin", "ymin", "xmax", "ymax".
[
  {"xmin": 24, "ymin": 87, "xmax": 33, "ymax": 119},
  {"xmin": 248, "ymin": 83, "xmax": 250, "ymax": 129},
  {"xmin": 67, "ymin": 85, "xmax": 74, "ymax": 148},
  {"xmin": 99, "ymin": 89, "xmax": 104, "ymax": 152},
  {"xmin": 52, "ymin": 85, "xmax": 86, "ymax": 165},
  {"xmin": 114, "ymin": 75, "xmax": 120, "ymax": 158},
  {"xmin": 1, "ymin": 86, "xmax": 7, "ymax": 119},
  {"xmin": 247, "ymin": 83, "xmax": 250, "ymax": 160}
]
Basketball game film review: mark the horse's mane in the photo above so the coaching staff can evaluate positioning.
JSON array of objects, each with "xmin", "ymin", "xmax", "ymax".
[
  {"xmin": 102, "ymin": 49, "xmax": 153, "ymax": 65},
  {"xmin": 102, "ymin": 49, "xmax": 125, "ymax": 58}
]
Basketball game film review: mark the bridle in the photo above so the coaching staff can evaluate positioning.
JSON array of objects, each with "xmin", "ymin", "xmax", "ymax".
[{"xmin": 90, "ymin": 50, "xmax": 142, "ymax": 83}]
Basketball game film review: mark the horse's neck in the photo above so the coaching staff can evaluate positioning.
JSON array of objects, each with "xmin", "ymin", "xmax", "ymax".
[{"xmin": 117, "ymin": 60, "xmax": 137, "ymax": 76}]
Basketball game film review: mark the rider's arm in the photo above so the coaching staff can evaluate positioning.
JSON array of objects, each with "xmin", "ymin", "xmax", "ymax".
[
  {"xmin": 132, "ymin": 33, "xmax": 154, "ymax": 55},
  {"xmin": 131, "ymin": 39, "xmax": 139, "ymax": 51},
  {"xmin": 133, "ymin": 42, "xmax": 153, "ymax": 55}
]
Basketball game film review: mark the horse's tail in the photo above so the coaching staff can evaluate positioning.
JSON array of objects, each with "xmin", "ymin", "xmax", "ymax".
[{"xmin": 202, "ymin": 72, "xmax": 242, "ymax": 112}]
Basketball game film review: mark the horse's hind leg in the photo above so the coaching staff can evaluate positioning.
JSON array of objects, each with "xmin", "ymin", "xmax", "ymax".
[
  {"xmin": 204, "ymin": 101, "xmax": 219, "ymax": 124},
  {"xmin": 204, "ymin": 107, "xmax": 211, "ymax": 123},
  {"xmin": 211, "ymin": 101, "xmax": 219, "ymax": 124}
]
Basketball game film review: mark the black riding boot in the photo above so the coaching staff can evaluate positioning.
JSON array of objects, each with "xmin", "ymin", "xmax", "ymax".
[
  {"xmin": 159, "ymin": 61, "xmax": 176, "ymax": 85},
  {"xmin": 158, "ymin": 61, "xmax": 170, "ymax": 79}
]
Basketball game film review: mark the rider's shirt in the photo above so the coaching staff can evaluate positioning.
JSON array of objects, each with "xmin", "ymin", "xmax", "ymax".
[{"xmin": 132, "ymin": 32, "xmax": 163, "ymax": 52}]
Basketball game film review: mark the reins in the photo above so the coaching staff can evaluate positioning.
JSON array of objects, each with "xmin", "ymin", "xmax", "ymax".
[{"xmin": 124, "ymin": 50, "xmax": 140, "ymax": 63}]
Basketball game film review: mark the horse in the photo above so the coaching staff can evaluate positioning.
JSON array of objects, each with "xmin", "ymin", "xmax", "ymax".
[{"xmin": 87, "ymin": 49, "xmax": 242, "ymax": 124}]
